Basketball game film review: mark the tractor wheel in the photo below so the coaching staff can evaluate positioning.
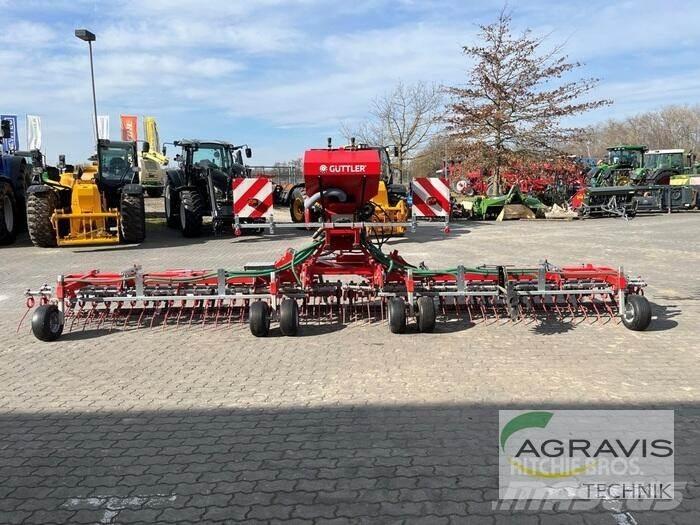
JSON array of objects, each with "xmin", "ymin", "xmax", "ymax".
[
  {"xmin": 416, "ymin": 296, "xmax": 436, "ymax": 333},
  {"xmin": 120, "ymin": 192, "xmax": 146, "ymax": 243},
  {"xmin": 179, "ymin": 189, "xmax": 203, "ymax": 237},
  {"xmin": 279, "ymin": 298, "xmax": 299, "ymax": 336},
  {"xmin": 388, "ymin": 297, "xmax": 407, "ymax": 334},
  {"xmin": 621, "ymin": 294, "xmax": 652, "ymax": 331},
  {"xmin": 146, "ymin": 187, "xmax": 163, "ymax": 198},
  {"xmin": 26, "ymin": 191, "xmax": 58, "ymax": 247},
  {"xmin": 31, "ymin": 304, "xmax": 64, "ymax": 342},
  {"xmin": 0, "ymin": 184, "xmax": 17, "ymax": 245},
  {"xmin": 289, "ymin": 187, "xmax": 306, "ymax": 223},
  {"xmin": 164, "ymin": 179, "xmax": 180, "ymax": 228},
  {"xmin": 249, "ymin": 301, "xmax": 270, "ymax": 337}
]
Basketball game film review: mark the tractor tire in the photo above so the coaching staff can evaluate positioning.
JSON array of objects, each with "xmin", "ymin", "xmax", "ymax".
[
  {"xmin": 31, "ymin": 304, "xmax": 64, "ymax": 342},
  {"xmin": 388, "ymin": 297, "xmax": 406, "ymax": 334},
  {"xmin": 249, "ymin": 301, "xmax": 270, "ymax": 337},
  {"xmin": 289, "ymin": 187, "xmax": 306, "ymax": 223},
  {"xmin": 120, "ymin": 192, "xmax": 146, "ymax": 244},
  {"xmin": 146, "ymin": 187, "xmax": 163, "ymax": 198},
  {"xmin": 164, "ymin": 179, "xmax": 180, "ymax": 228},
  {"xmin": 179, "ymin": 189, "xmax": 203, "ymax": 237},
  {"xmin": 0, "ymin": 184, "xmax": 18, "ymax": 245},
  {"xmin": 621, "ymin": 294, "xmax": 652, "ymax": 331},
  {"xmin": 416, "ymin": 296, "xmax": 436, "ymax": 333},
  {"xmin": 26, "ymin": 191, "xmax": 58, "ymax": 248},
  {"xmin": 653, "ymin": 170, "xmax": 674, "ymax": 186},
  {"xmin": 279, "ymin": 298, "xmax": 300, "ymax": 336}
]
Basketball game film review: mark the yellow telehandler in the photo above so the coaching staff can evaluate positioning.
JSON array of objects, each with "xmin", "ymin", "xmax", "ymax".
[{"xmin": 26, "ymin": 139, "xmax": 147, "ymax": 247}]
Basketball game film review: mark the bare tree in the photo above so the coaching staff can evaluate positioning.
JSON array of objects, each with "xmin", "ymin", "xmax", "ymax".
[
  {"xmin": 445, "ymin": 7, "xmax": 610, "ymax": 194},
  {"xmin": 567, "ymin": 105, "xmax": 700, "ymax": 158},
  {"xmin": 342, "ymin": 81, "xmax": 443, "ymax": 183}
]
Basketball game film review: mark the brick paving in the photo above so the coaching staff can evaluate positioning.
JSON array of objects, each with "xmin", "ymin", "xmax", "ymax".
[{"xmin": 0, "ymin": 206, "xmax": 699, "ymax": 523}]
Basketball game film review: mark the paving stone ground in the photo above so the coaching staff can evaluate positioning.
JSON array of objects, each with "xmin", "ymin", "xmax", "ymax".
[{"xmin": 1, "ymin": 204, "xmax": 699, "ymax": 524}]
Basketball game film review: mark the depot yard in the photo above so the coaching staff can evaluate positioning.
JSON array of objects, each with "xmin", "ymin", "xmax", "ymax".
[{"xmin": 1, "ymin": 205, "xmax": 699, "ymax": 524}]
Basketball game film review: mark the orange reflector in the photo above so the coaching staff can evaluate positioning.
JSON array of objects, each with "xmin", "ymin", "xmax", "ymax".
[
  {"xmin": 247, "ymin": 198, "xmax": 260, "ymax": 207},
  {"xmin": 427, "ymin": 197, "xmax": 438, "ymax": 206}
]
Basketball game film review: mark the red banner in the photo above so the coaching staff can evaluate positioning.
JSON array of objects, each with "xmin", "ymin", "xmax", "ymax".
[{"xmin": 120, "ymin": 115, "xmax": 138, "ymax": 141}]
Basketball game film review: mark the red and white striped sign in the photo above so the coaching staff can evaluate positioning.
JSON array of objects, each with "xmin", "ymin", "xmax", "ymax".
[
  {"xmin": 411, "ymin": 177, "xmax": 450, "ymax": 217},
  {"xmin": 232, "ymin": 177, "xmax": 273, "ymax": 218}
]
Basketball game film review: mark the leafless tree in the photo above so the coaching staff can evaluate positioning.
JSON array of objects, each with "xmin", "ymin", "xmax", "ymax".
[
  {"xmin": 342, "ymin": 81, "xmax": 443, "ymax": 183},
  {"xmin": 445, "ymin": 7, "xmax": 610, "ymax": 194},
  {"xmin": 567, "ymin": 105, "xmax": 700, "ymax": 158}
]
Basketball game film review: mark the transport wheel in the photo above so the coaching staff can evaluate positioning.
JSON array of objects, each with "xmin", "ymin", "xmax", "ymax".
[
  {"xmin": 416, "ymin": 296, "xmax": 436, "ymax": 333},
  {"xmin": 120, "ymin": 192, "xmax": 146, "ymax": 243},
  {"xmin": 279, "ymin": 298, "xmax": 300, "ymax": 336},
  {"xmin": 0, "ymin": 185, "xmax": 17, "ymax": 245},
  {"xmin": 26, "ymin": 191, "xmax": 58, "ymax": 247},
  {"xmin": 249, "ymin": 301, "xmax": 270, "ymax": 337},
  {"xmin": 621, "ymin": 294, "xmax": 652, "ymax": 331},
  {"xmin": 289, "ymin": 188, "xmax": 306, "ymax": 223},
  {"xmin": 31, "ymin": 304, "xmax": 64, "ymax": 342},
  {"xmin": 179, "ymin": 189, "xmax": 203, "ymax": 237},
  {"xmin": 164, "ymin": 179, "xmax": 180, "ymax": 228},
  {"xmin": 388, "ymin": 297, "xmax": 406, "ymax": 334}
]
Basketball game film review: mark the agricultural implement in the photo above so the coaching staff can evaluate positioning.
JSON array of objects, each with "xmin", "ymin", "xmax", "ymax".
[{"xmin": 23, "ymin": 142, "xmax": 653, "ymax": 341}]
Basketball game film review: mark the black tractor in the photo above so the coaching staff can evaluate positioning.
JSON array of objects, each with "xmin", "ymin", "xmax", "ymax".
[
  {"xmin": 0, "ymin": 119, "xmax": 32, "ymax": 245},
  {"xmin": 163, "ymin": 140, "xmax": 259, "ymax": 237}
]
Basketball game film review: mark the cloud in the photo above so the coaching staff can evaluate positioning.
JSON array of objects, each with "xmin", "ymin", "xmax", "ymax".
[{"xmin": 0, "ymin": 0, "xmax": 699, "ymax": 164}]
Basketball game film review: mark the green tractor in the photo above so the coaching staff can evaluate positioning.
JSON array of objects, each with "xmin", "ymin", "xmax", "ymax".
[
  {"xmin": 587, "ymin": 145, "xmax": 647, "ymax": 187},
  {"xmin": 632, "ymin": 149, "xmax": 699, "ymax": 185}
]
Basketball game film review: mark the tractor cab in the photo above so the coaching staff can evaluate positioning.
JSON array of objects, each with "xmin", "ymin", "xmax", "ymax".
[
  {"xmin": 97, "ymin": 140, "xmax": 139, "ymax": 184},
  {"xmin": 589, "ymin": 145, "xmax": 647, "ymax": 187},
  {"xmin": 636, "ymin": 149, "xmax": 694, "ymax": 185}
]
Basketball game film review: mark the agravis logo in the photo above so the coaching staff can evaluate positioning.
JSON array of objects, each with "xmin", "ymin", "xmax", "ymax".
[{"xmin": 498, "ymin": 410, "xmax": 675, "ymax": 501}]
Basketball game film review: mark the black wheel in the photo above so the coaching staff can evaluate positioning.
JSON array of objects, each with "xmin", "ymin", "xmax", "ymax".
[
  {"xmin": 416, "ymin": 296, "xmax": 436, "ymax": 333},
  {"xmin": 146, "ymin": 187, "xmax": 163, "ymax": 198},
  {"xmin": 26, "ymin": 191, "xmax": 58, "ymax": 247},
  {"xmin": 31, "ymin": 304, "xmax": 64, "ymax": 342},
  {"xmin": 289, "ymin": 187, "xmax": 306, "ymax": 223},
  {"xmin": 164, "ymin": 178, "xmax": 180, "ymax": 228},
  {"xmin": 120, "ymin": 192, "xmax": 146, "ymax": 243},
  {"xmin": 249, "ymin": 301, "xmax": 270, "ymax": 337},
  {"xmin": 621, "ymin": 294, "xmax": 652, "ymax": 331},
  {"xmin": 0, "ymin": 184, "xmax": 17, "ymax": 245},
  {"xmin": 179, "ymin": 189, "xmax": 203, "ymax": 237},
  {"xmin": 388, "ymin": 297, "xmax": 406, "ymax": 334},
  {"xmin": 279, "ymin": 298, "xmax": 300, "ymax": 336}
]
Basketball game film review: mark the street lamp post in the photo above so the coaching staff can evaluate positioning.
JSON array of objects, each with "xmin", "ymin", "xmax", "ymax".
[{"xmin": 74, "ymin": 29, "xmax": 99, "ymax": 148}]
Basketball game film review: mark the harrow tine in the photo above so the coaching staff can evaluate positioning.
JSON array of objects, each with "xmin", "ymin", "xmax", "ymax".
[
  {"xmin": 175, "ymin": 301, "xmax": 185, "ymax": 327},
  {"xmin": 96, "ymin": 306, "xmax": 108, "ymax": 330},
  {"xmin": 213, "ymin": 300, "xmax": 222, "ymax": 329},
  {"xmin": 202, "ymin": 300, "xmax": 210, "ymax": 328},
  {"xmin": 69, "ymin": 305, "xmax": 81, "ymax": 332},
  {"xmin": 137, "ymin": 303, "xmax": 147, "ymax": 329},
  {"xmin": 188, "ymin": 301, "xmax": 197, "ymax": 328},
  {"xmin": 17, "ymin": 307, "xmax": 32, "ymax": 334},
  {"xmin": 162, "ymin": 302, "xmax": 171, "ymax": 330}
]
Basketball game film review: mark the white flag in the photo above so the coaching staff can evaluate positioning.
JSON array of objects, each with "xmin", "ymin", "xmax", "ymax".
[
  {"xmin": 95, "ymin": 115, "xmax": 110, "ymax": 140},
  {"xmin": 27, "ymin": 115, "xmax": 42, "ymax": 150}
]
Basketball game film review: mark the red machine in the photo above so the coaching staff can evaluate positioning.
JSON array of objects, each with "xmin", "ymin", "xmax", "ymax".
[{"xmin": 24, "ymin": 142, "xmax": 653, "ymax": 341}]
